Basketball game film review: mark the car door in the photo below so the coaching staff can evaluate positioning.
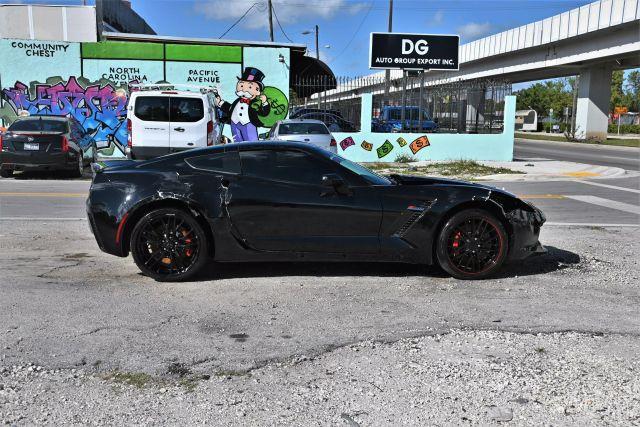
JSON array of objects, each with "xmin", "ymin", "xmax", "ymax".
[
  {"xmin": 130, "ymin": 95, "xmax": 170, "ymax": 156},
  {"xmin": 169, "ymin": 96, "xmax": 207, "ymax": 153},
  {"xmin": 226, "ymin": 147, "xmax": 382, "ymax": 254}
]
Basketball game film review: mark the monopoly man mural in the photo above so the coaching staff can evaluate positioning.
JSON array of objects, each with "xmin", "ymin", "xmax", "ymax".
[{"xmin": 215, "ymin": 67, "xmax": 271, "ymax": 142}]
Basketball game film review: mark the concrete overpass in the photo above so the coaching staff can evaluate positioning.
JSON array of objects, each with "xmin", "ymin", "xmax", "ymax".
[{"xmin": 323, "ymin": 0, "xmax": 640, "ymax": 140}]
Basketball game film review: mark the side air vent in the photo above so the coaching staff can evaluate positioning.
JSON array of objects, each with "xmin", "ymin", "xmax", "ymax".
[{"xmin": 392, "ymin": 199, "xmax": 436, "ymax": 238}]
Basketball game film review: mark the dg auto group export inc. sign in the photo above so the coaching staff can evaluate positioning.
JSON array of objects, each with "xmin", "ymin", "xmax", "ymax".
[{"xmin": 369, "ymin": 33, "xmax": 459, "ymax": 71}]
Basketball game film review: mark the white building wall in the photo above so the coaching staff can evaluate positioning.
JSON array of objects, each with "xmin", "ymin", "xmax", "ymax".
[{"xmin": 0, "ymin": 5, "xmax": 97, "ymax": 42}]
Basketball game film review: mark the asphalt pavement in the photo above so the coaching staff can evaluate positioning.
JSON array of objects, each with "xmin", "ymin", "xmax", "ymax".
[
  {"xmin": 1, "ymin": 174, "xmax": 637, "ymax": 226},
  {"xmin": 514, "ymin": 138, "xmax": 640, "ymax": 171}
]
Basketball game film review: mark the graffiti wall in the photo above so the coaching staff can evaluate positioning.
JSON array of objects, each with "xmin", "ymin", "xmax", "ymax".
[
  {"xmin": 334, "ymin": 94, "xmax": 516, "ymax": 162},
  {"xmin": 0, "ymin": 38, "xmax": 291, "ymax": 158}
]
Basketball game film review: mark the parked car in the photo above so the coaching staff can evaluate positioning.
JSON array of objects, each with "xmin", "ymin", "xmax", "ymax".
[
  {"xmin": 269, "ymin": 119, "xmax": 337, "ymax": 153},
  {"xmin": 126, "ymin": 88, "xmax": 219, "ymax": 160},
  {"xmin": 87, "ymin": 141, "xmax": 546, "ymax": 282},
  {"xmin": 372, "ymin": 106, "xmax": 438, "ymax": 133},
  {"xmin": 0, "ymin": 115, "xmax": 96, "ymax": 178},
  {"xmin": 297, "ymin": 112, "xmax": 357, "ymax": 132}
]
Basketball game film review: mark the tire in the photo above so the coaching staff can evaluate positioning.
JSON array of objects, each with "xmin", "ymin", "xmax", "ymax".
[
  {"xmin": 71, "ymin": 151, "xmax": 84, "ymax": 178},
  {"xmin": 0, "ymin": 169, "xmax": 13, "ymax": 178},
  {"xmin": 130, "ymin": 208, "xmax": 209, "ymax": 281},
  {"xmin": 436, "ymin": 209, "xmax": 509, "ymax": 280}
]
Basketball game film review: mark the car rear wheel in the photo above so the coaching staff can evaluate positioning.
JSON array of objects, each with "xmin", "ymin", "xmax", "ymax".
[
  {"xmin": 71, "ymin": 151, "xmax": 84, "ymax": 178},
  {"xmin": 130, "ymin": 208, "xmax": 208, "ymax": 281},
  {"xmin": 0, "ymin": 169, "xmax": 13, "ymax": 178},
  {"xmin": 436, "ymin": 209, "xmax": 508, "ymax": 280}
]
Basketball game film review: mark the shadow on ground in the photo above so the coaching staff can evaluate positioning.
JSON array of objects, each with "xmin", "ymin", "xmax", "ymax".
[
  {"xmin": 189, "ymin": 245, "xmax": 580, "ymax": 282},
  {"xmin": 4, "ymin": 170, "xmax": 91, "ymax": 180}
]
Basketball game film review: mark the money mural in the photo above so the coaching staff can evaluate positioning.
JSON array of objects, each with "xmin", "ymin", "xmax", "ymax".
[
  {"xmin": 409, "ymin": 135, "xmax": 430, "ymax": 154},
  {"xmin": 376, "ymin": 140, "xmax": 394, "ymax": 158},
  {"xmin": 361, "ymin": 140, "xmax": 373, "ymax": 151},
  {"xmin": 339, "ymin": 136, "xmax": 356, "ymax": 150}
]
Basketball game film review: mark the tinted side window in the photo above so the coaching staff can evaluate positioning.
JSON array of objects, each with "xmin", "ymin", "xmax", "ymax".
[
  {"xmin": 170, "ymin": 97, "xmax": 204, "ymax": 122},
  {"xmin": 240, "ymin": 149, "xmax": 333, "ymax": 186},
  {"xmin": 134, "ymin": 97, "xmax": 170, "ymax": 122},
  {"xmin": 186, "ymin": 151, "xmax": 240, "ymax": 174}
]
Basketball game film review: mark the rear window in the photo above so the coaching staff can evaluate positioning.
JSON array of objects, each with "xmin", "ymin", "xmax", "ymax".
[
  {"xmin": 8, "ymin": 118, "xmax": 68, "ymax": 133},
  {"xmin": 279, "ymin": 122, "xmax": 329, "ymax": 135},
  {"xmin": 170, "ymin": 97, "xmax": 204, "ymax": 122},
  {"xmin": 185, "ymin": 151, "xmax": 240, "ymax": 174},
  {"xmin": 134, "ymin": 96, "xmax": 170, "ymax": 122}
]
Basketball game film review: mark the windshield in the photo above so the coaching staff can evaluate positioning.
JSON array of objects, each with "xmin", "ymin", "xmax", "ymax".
[
  {"xmin": 329, "ymin": 153, "xmax": 392, "ymax": 185},
  {"xmin": 279, "ymin": 122, "xmax": 329, "ymax": 135},
  {"xmin": 9, "ymin": 118, "xmax": 68, "ymax": 133}
]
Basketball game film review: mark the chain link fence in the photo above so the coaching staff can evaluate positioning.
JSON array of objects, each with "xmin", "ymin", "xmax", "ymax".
[{"xmin": 290, "ymin": 75, "xmax": 511, "ymax": 134}]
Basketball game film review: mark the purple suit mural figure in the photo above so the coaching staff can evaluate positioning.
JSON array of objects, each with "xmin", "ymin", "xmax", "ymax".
[{"xmin": 215, "ymin": 67, "xmax": 271, "ymax": 142}]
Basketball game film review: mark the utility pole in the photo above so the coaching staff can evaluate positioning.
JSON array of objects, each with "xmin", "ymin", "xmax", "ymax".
[
  {"xmin": 268, "ymin": 0, "xmax": 274, "ymax": 42},
  {"xmin": 315, "ymin": 25, "xmax": 319, "ymax": 60},
  {"xmin": 384, "ymin": 0, "xmax": 393, "ymax": 98}
]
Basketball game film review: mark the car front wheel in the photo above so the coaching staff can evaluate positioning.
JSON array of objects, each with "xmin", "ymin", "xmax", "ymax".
[
  {"xmin": 130, "ymin": 208, "xmax": 208, "ymax": 281},
  {"xmin": 436, "ymin": 209, "xmax": 509, "ymax": 280}
]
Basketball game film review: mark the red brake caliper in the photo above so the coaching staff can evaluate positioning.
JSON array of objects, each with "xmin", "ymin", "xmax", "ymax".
[
  {"xmin": 181, "ymin": 229, "xmax": 193, "ymax": 257},
  {"xmin": 452, "ymin": 231, "xmax": 462, "ymax": 248}
]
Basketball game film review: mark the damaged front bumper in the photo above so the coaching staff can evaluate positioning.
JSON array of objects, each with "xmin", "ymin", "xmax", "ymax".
[{"xmin": 505, "ymin": 204, "xmax": 547, "ymax": 261}]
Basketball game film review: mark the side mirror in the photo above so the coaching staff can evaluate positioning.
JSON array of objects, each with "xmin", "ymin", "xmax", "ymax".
[{"xmin": 321, "ymin": 174, "xmax": 351, "ymax": 196}]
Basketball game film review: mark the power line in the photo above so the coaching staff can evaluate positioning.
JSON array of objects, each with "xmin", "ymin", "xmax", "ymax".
[
  {"xmin": 331, "ymin": 1, "xmax": 374, "ymax": 62},
  {"xmin": 218, "ymin": 2, "xmax": 259, "ymax": 39},
  {"xmin": 272, "ymin": 4, "xmax": 294, "ymax": 43}
]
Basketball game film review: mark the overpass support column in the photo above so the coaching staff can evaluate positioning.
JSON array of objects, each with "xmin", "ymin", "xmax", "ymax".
[{"xmin": 575, "ymin": 64, "xmax": 612, "ymax": 141}]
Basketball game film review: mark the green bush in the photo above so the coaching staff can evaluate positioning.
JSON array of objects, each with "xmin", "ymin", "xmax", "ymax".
[
  {"xmin": 608, "ymin": 123, "xmax": 640, "ymax": 134},
  {"xmin": 394, "ymin": 153, "xmax": 416, "ymax": 163}
]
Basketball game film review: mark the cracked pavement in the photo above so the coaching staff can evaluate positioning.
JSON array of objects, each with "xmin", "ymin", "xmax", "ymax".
[{"xmin": 0, "ymin": 219, "xmax": 639, "ymax": 424}]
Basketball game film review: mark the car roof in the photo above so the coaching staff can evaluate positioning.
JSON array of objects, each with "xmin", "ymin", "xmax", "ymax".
[
  {"xmin": 166, "ymin": 140, "xmax": 329, "ymax": 160},
  {"xmin": 279, "ymin": 119, "xmax": 327, "ymax": 125},
  {"xmin": 13, "ymin": 115, "xmax": 69, "ymax": 121},
  {"xmin": 130, "ymin": 90, "xmax": 206, "ymax": 98}
]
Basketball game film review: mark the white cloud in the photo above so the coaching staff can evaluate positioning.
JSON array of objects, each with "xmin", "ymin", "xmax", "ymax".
[
  {"xmin": 195, "ymin": 0, "xmax": 367, "ymax": 31},
  {"xmin": 430, "ymin": 10, "xmax": 444, "ymax": 25},
  {"xmin": 456, "ymin": 22, "xmax": 493, "ymax": 40}
]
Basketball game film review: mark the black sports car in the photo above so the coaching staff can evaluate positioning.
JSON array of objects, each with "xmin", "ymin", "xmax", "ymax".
[
  {"xmin": 87, "ymin": 141, "xmax": 545, "ymax": 281},
  {"xmin": 0, "ymin": 115, "xmax": 97, "ymax": 178}
]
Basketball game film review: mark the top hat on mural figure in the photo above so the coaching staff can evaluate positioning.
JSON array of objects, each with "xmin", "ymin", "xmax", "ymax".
[{"xmin": 237, "ymin": 67, "xmax": 266, "ymax": 89}]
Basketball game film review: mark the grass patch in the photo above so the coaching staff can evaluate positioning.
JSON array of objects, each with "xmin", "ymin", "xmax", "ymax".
[
  {"xmin": 535, "ymin": 347, "xmax": 546, "ymax": 354},
  {"xmin": 103, "ymin": 371, "xmax": 155, "ymax": 388},
  {"xmin": 367, "ymin": 160, "xmax": 522, "ymax": 179},
  {"xmin": 515, "ymin": 132, "xmax": 639, "ymax": 147}
]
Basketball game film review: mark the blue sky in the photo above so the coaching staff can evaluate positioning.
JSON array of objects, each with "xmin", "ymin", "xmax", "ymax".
[
  {"xmin": 5, "ymin": 0, "xmax": 635, "ymax": 86},
  {"xmin": 132, "ymin": 0, "xmax": 591, "ymax": 77}
]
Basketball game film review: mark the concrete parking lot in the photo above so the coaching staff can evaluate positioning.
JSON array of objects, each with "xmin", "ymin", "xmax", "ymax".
[{"xmin": 0, "ymin": 173, "xmax": 639, "ymax": 425}]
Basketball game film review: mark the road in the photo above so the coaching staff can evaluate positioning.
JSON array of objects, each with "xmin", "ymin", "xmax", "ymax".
[
  {"xmin": 0, "ymin": 174, "xmax": 638, "ymax": 424},
  {"xmin": 1, "ymin": 175, "xmax": 637, "ymax": 226},
  {"xmin": 514, "ymin": 138, "xmax": 640, "ymax": 171}
]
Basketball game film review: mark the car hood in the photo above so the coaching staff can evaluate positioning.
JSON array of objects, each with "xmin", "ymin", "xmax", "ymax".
[{"xmin": 387, "ymin": 173, "xmax": 522, "ymax": 202}]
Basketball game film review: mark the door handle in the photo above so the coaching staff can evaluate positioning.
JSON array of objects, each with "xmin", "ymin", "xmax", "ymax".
[{"xmin": 174, "ymin": 127, "xmax": 185, "ymax": 132}]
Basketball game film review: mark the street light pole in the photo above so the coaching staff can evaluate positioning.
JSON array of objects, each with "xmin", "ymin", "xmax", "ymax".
[
  {"xmin": 384, "ymin": 0, "xmax": 393, "ymax": 98},
  {"xmin": 315, "ymin": 25, "xmax": 319, "ymax": 60},
  {"xmin": 267, "ymin": 0, "xmax": 274, "ymax": 42}
]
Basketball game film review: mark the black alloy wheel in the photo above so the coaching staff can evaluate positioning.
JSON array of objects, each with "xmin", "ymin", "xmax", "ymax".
[
  {"xmin": 436, "ymin": 209, "xmax": 508, "ymax": 280},
  {"xmin": 130, "ymin": 208, "xmax": 208, "ymax": 281}
]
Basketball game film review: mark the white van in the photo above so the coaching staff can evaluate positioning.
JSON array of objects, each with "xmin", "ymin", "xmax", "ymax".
[{"xmin": 126, "ymin": 85, "xmax": 220, "ymax": 160}]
